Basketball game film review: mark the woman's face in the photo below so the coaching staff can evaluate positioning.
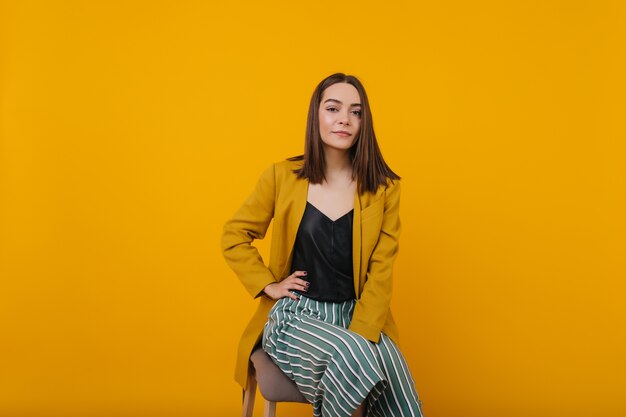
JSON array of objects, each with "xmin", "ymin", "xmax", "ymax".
[{"xmin": 318, "ymin": 82, "xmax": 362, "ymax": 153}]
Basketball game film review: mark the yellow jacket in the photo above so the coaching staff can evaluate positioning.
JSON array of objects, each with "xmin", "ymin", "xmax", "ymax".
[{"xmin": 221, "ymin": 158, "xmax": 402, "ymax": 389}]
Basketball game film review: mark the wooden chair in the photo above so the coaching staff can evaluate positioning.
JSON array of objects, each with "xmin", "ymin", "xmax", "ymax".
[{"xmin": 241, "ymin": 345, "xmax": 309, "ymax": 417}]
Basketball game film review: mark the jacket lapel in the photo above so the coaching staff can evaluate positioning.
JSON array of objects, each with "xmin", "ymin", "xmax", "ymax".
[
  {"xmin": 280, "ymin": 177, "xmax": 307, "ymax": 279},
  {"xmin": 352, "ymin": 186, "xmax": 362, "ymax": 297}
]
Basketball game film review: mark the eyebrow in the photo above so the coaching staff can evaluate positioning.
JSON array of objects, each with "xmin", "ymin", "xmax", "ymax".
[{"xmin": 323, "ymin": 98, "xmax": 362, "ymax": 107}]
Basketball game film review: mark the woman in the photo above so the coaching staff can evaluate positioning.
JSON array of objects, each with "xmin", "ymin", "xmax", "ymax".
[{"xmin": 221, "ymin": 73, "xmax": 424, "ymax": 417}]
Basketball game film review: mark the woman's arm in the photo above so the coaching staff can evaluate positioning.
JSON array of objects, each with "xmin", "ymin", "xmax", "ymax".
[
  {"xmin": 348, "ymin": 179, "xmax": 402, "ymax": 343},
  {"xmin": 221, "ymin": 163, "xmax": 277, "ymax": 298}
]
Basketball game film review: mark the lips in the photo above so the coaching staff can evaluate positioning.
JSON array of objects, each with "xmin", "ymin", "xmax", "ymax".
[{"xmin": 332, "ymin": 131, "xmax": 351, "ymax": 137}]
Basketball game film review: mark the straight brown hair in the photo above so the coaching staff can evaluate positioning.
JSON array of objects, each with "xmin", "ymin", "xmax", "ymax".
[{"xmin": 287, "ymin": 72, "xmax": 400, "ymax": 195}]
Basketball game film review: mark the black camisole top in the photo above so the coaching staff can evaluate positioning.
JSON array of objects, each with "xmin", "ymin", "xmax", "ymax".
[{"xmin": 290, "ymin": 201, "xmax": 357, "ymax": 302}]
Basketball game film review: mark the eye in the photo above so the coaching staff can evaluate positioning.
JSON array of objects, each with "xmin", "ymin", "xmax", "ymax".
[
  {"xmin": 352, "ymin": 110, "xmax": 362, "ymax": 116},
  {"xmin": 326, "ymin": 107, "xmax": 338, "ymax": 112}
]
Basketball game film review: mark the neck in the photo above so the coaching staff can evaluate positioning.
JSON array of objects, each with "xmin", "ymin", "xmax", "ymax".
[{"xmin": 323, "ymin": 147, "xmax": 353, "ymax": 181}]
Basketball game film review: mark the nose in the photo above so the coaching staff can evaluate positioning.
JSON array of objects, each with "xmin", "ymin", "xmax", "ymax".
[{"xmin": 339, "ymin": 109, "xmax": 350, "ymax": 125}]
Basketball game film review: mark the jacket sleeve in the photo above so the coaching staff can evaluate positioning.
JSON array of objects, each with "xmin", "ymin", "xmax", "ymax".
[
  {"xmin": 220, "ymin": 163, "xmax": 277, "ymax": 298},
  {"xmin": 348, "ymin": 179, "xmax": 401, "ymax": 343}
]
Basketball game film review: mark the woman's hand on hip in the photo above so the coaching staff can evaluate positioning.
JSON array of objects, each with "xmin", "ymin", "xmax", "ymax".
[{"xmin": 263, "ymin": 271, "xmax": 309, "ymax": 300}]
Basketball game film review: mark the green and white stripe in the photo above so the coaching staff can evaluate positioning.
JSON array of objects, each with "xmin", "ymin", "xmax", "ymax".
[{"xmin": 262, "ymin": 294, "xmax": 424, "ymax": 417}]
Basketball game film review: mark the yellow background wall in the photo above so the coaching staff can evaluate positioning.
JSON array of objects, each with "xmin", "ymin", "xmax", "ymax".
[{"xmin": 1, "ymin": 1, "xmax": 624, "ymax": 416}]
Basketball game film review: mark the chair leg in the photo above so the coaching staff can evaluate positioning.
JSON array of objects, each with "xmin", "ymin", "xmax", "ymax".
[
  {"xmin": 241, "ymin": 370, "xmax": 257, "ymax": 417},
  {"xmin": 264, "ymin": 399, "xmax": 276, "ymax": 417}
]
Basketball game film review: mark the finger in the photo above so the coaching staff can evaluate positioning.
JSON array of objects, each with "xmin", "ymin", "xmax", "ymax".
[
  {"xmin": 286, "ymin": 280, "xmax": 308, "ymax": 290},
  {"xmin": 293, "ymin": 270, "xmax": 308, "ymax": 277},
  {"xmin": 286, "ymin": 276, "xmax": 307, "ymax": 286},
  {"xmin": 285, "ymin": 290, "xmax": 300, "ymax": 300},
  {"xmin": 296, "ymin": 279, "xmax": 310, "ymax": 287},
  {"xmin": 293, "ymin": 282, "xmax": 309, "ymax": 291}
]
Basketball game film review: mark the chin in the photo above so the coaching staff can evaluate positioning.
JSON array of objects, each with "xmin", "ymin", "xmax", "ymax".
[
  {"xmin": 323, "ymin": 143, "xmax": 352, "ymax": 153},
  {"xmin": 322, "ymin": 138, "xmax": 355, "ymax": 150}
]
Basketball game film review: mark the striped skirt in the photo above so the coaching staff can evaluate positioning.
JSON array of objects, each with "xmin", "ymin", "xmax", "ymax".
[{"xmin": 262, "ymin": 293, "xmax": 424, "ymax": 417}]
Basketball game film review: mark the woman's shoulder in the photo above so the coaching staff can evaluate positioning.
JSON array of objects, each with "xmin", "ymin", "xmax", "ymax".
[
  {"xmin": 276, "ymin": 156, "xmax": 303, "ymax": 171},
  {"xmin": 265, "ymin": 156, "xmax": 304, "ymax": 179},
  {"xmin": 370, "ymin": 176, "xmax": 400, "ymax": 194},
  {"xmin": 385, "ymin": 176, "xmax": 401, "ymax": 189},
  {"xmin": 374, "ymin": 176, "xmax": 401, "ymax": 202},
  {"xmin": 255, "ymin": 156, "xmax": 303, "ymax": 186}
]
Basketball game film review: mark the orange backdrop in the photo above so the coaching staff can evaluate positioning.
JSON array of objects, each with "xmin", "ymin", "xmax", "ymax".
[{"xmin": 1, "ymin": 1, "xmax": 624, "ymax": 416}]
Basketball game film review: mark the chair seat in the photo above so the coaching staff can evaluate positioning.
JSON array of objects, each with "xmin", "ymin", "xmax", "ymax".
[{"xmin": 250, "ymin": 346, "xmax": 308, "ymax": 403}]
